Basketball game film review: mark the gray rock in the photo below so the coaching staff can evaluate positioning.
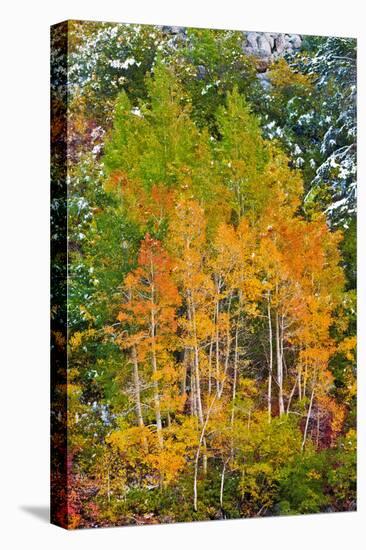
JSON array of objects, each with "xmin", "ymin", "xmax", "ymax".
[
  {"xmin": 258, "ymin": 35, "xmax": 272, "ymax": 57},
  {"xmin": 257, "ymin": 72, "xmax": 272, "ymax": 90},
  {"xmin": 264, "ymin": 33, "xmax": 275, "ymax": 50},
  {"xmin": 289, "ymin": 34, "xmax": 302, "ymax": 49},
  {"xmin": 275, "ymin": 34, "xmax": 286, "ymax": 54},
  {"xmin": 242, "ymin": 31, "xmax": 302, "ymax": 72},
  {"xmin": 196, "ymin": 65, "xmax": 207, "ymax": 80},
  {"xmin": 162, "ymin": 25, "xmax": 186, "ymax": 35},
  {"xmin": 171, "ymin": 26, "xmax": 185, "ymax": 35},
  {"xmin": 247, "ymin": 32, "xmax": 259, "ymax": 49}
]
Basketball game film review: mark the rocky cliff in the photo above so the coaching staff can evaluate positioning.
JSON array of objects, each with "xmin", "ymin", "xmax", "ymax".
[{"xmin": 243, "ymin": 32, "xmax": 302, "ymax": 70}]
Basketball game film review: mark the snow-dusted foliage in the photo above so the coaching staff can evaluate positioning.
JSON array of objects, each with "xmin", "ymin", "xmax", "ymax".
[
  {"xmin": 296, "ymin": 37, "xmax": 357, "ymax": 227},
  {"xmin": 258, "ymin": 36, "xmax": 356, "ymax": 228}
]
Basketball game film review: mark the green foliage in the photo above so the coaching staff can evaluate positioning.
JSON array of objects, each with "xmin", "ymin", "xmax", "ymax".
[
  {"xmin": 171, "ymin": 29, "xmax": 259, "ymax": 132},
  {"xmin": 327, "ymin": 429, "xmax": 357, "ymax": 510},
  {"xmin": 278, "ymin": 450, "xmax": 330, "ymax": 515}
]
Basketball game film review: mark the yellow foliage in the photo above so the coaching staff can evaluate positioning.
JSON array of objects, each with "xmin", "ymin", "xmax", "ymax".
[
  {"xmin": 338, "ymin": 336, "xmax": 357, "ymax": 361},
  {"xmin": 69, "ymin": 331, "xmax": 83, "ymax": 350},
  {"xmin": 269, "ymin": 58, "xmax": 313, "ymax": 91}
]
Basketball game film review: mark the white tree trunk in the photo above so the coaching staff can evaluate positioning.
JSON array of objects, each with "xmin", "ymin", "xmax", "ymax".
[
  {"xmin": 220, "ymin": 459, "xmax": 229, "ymax": 510},
  {"xmin": 267, "ymin": 296, "xmax": 273, "ymax": 423},
  {"xmin": 301, "ymin": 387, "xmax": 315, "ymax": 452},
  {"xmin": 193, "ymin": 397, "xmax": 216, "ymax": 511},
  {"xmin": 150, "ymin": 284, "xmax": 163, "ymax": 449},
  {"xmin": 275, "ymin": 311, "xmax": 285, "ymax": 416},
  {"xmin": 131, "ymin": 344, "xmax": 144, "ymax": 428}
]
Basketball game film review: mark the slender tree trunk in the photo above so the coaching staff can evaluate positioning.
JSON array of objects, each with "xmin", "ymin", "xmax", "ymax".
[
  {"xmin": 316, "ymin": 408, "xmax": 320, "ymax": 449},
  {"xmin": 286, "ymin": 374, "xmax": 298, "ymax": 414},
  {"xmin": 193, "ymin": 397, "xmax": 216, "ymax": 512},
  {"xmin": 208, "ymin": 339, "xmax": 213, "ymax": 395},
  {"xmin": 150, "ymin": 295, "xmax": 163, "ymax": 449},
  {"xmin": 181, "ymin": 348, "xmax": 188, "ymax": 396},
  {"xmin": 187, "ymin": 295, "xmax": 204, "ymax": 425},
  {"xmin": 202, "ymin": 438, "xmax": 208, "ymax": 476},
  {"xmin": 192, "ymin": 316, "xmax": 207, "ymax": 473},
  {"xmin": 191, "ymin": 372, "xmax": 197, "ymax": 417},
  {"xmin": 267, "ymin": 296, "xmax": 273, "ymax": 423},
  {"xmin": 220, "ymin": 459, "xmax": 229, "ymax": 511},
  {"xmin": 301, "ymin": 387, "xmax": 315, "ymax": 452},
  {"xmin": 131, "ymin": 344, "xmax": 144, "ymax": 428},
  {"xmin": 218, "ymin": 294, "xmax": 232, "ymax": 398},
  {"xmin": 298, "ymin": 366, "xmax": 302, "ymax": 401},
  {"xmin": 280, "ymin": 315, "xmax": 285, "ymax": 377},
  {"xmin": 189, "ymin": 296, "xmax": 207, "ymax": 475},
  {"xmin": 215, "ymin": 300, "xmax": 220, "ymax": 395},
  {"xmin": 191, "ymin": 301, "xmax": 204, "ymax": 426},
  {"xmin": 303, "ymin": 363, "xmax": 308, "ymax": 398},
  {"xmin": 231, "ymin": 326, "xmax": 239, "ymax": 429},
  {"xmin": 275, "ymin": 311, "xmax": 285, "ymax": 416},
  {"xmin": 230, "ymin": 325, "xmax": 239, "ymax": 464},
  {"xmin": 151, "ymin": 359, "xmax": 163, "ymax": 447}
]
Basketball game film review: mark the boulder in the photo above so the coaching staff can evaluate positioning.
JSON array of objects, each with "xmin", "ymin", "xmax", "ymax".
[
  {"xmin": 162, "ymin": 25, "xmax": 186, "ymax": 35},
  {"xmin": 257, "ymin": 72, "xmax": 272, "ymax": 90},
  {"xmin": 264, "ymin": 33, "xmax": 275, "ymax": 49},
  {"xmin": 256, "ymin": 58, "xmax": 270, "ymax": 72},
  {"xmin": 257, "ymin": 35, "xmax": 272, "ymax": 57},
  {"xmin": 196, "ymin": 65, "xmax": 207, "ymax": 80},
  {"xmin": 289, "ymin": 34, "xmax": 302, "ymax": 49},
  {"xmin": 275, "ymin": 34, "xmax": 286, "ymax": 54},
  {"xmin": 242, "ymin": 31, "xmax": 302, "ymax": 72},
  {"xmin": 247, "ymin": 32, "xmax": 259, "ymax": 49}
]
